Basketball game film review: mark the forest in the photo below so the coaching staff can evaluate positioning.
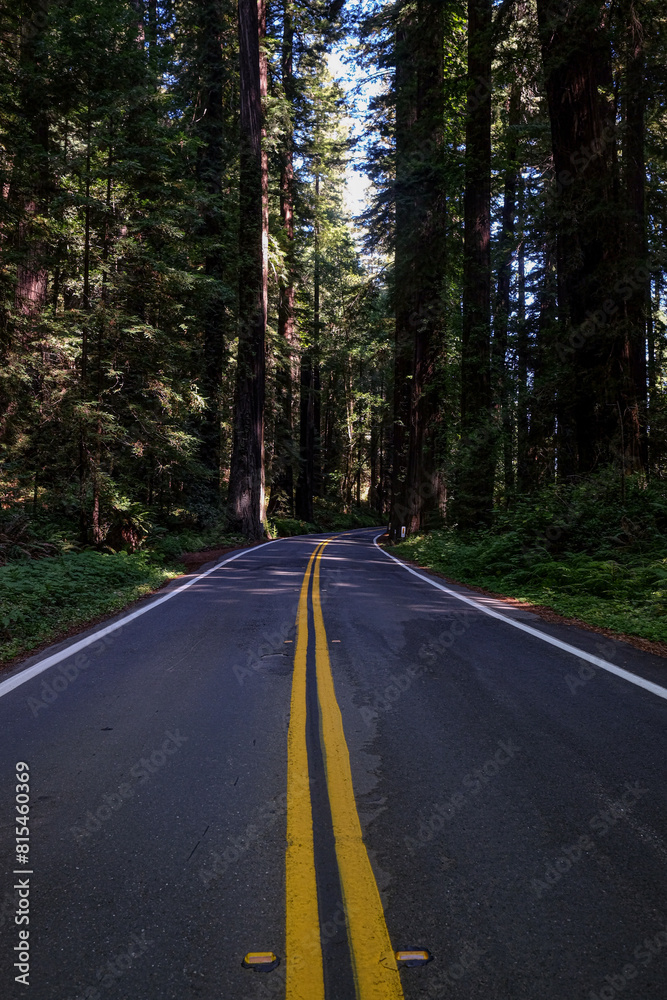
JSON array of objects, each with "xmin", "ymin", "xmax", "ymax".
[{"xmin": 2, "ymin": 0, "xmax": 667, "ymax": 660}]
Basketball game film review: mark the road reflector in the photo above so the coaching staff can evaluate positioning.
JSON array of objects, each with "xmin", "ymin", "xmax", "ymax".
[
  {"xmin": 395, "ymin": 949, "xmax": 433, "ymax": 967},
  {"xmin": 242, "ymin": 952, "xmax": 280, "ymax": 971}
]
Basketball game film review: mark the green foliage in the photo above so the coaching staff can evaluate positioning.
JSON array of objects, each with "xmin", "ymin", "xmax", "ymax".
[
  {"xmin": 270, "ymin": 503, "xmax": 381, "ymax": 537},
  {"xmin": 148, "ymin": 524, "xmax": 245, "ymax": 562},
  {"xmin": 270, "ymin": 517, "xmax": 320, "ymax": 537},
  {"xmin": 0, "ymin": 516, "xmax": 58, "ymax": 565},
  {"xmin": 311, "ymin": 501, "xmax": 382, "ymax": 531}
]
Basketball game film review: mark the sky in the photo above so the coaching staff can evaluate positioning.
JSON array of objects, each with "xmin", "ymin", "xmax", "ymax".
[{"xmin": 326, "ymin": 48, "xmax": 373, "ymax": 218}]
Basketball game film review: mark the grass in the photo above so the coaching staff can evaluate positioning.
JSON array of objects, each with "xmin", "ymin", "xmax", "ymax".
[{"xmin": 389, "ymin": 475, "xmax": 667, "ymax": 645}]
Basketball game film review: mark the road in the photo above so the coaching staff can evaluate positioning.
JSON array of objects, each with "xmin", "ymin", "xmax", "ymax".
[{"xmin": 1, "ymin": 528, "xmax": 667, "ymax": 1000}]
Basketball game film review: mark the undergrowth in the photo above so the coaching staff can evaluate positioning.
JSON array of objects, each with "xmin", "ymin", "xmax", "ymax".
[{"xmin": 270, "ymin": 502, "xmax": 381, "ymax": 537}]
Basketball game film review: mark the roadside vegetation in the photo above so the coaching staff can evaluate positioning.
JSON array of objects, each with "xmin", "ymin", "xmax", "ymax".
[
  {"xmin": 269, "ymin": 500, "xmax": 381, "ymax": 537},
  {"xmin": 389, "ymin": 474, "xmax": 667, "ymax": 646}
]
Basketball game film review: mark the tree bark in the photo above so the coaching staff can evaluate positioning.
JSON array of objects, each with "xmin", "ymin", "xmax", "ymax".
[
  {"xmin": 228, "ymin": 0, "xmax": 266, "ymax": 538},
  {"xmin": 405, "ymin": 0, "xmax": 446, "ymax": 533},
  {"xmin": 196, "ymin": 0, "xmax": 227, "ymax": 494},
  {"xmin": 14, "ymin": 0, "xmax": 50, "ymax": 316},
  {"xmin": 390, "ymin": 1, "xmax": 445, "ymax": 538},
  {"xmin": 275, "ymin": 0, "xmax": 298, "ymax": 511},
  {"xmin": 516, "ymin": 191, "xmax": 528, "ymax": 492},
  {"xmin": 618, "ymin": 0, "xmax": 648, "ymax": 471},
  {"xmin": 456, "ymin": 0, "xmax": 494, "ymax": 529},
  {"xmin": 492, "ymin": 83, "xmax": 520, "ymax": 498},
  {"xmin": 296, "ymin": 172, "xmax": 320, "ymax": 521},
  {"xmin": 536, "ymin": 0, "xmax": 619, "ymax": 476},
  {"xmin": 389, "ymin": 10, "xmax": 417, "ymax": 540},
  {"xmin": 295, "ymin": 352, "xmax": 315, "ymax": 522},
  {"xmin": 258, "ymin": 0, "xmax": 269, "ymax": 323},
  {"xmin": 524, "ymin": 228, "xmax": 558, "ymax": 491}
]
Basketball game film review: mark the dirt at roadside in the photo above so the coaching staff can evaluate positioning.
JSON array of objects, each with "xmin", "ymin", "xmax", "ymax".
[{"xmin": 176, "ymin": 540, "xmax": 266, "ymax": 573}]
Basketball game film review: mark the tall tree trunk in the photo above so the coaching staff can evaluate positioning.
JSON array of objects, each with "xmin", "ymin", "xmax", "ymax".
[
  {"xmin": 492, "ymin": 83, "xmax": 520, "ymax": 498},
  {"xmin": 405, "ymin": 0, "xmax": 446, "ymax": 533},
  {"xmin": 14, "ymin": 0, "xmax": 50, "ymax": 315},
  {"xmin": 536, "ymin": 0, "xmax": 619, "ymax": 476},
  {"xmin": 228, "ymin": 0, "xmax": 266, "ymax": 538},
  {"xmin": 296, "ymin": 172, "xmax": 321, "ymax": 519},
  {"xmin": 647, "ymin": 272, "xmax": 661, "ymax": 470},
  {"xmin": 389, "ymin": 10, "xmax": 417, "ymax": 540},
  {"xmin": 456, "ymin": 0, "xmax": 494, "ymax": 529},
  {"xmin": 619, "ymin": 0, "xmax": 648, "ymax": 471},
  {"xmin": 197, "ymin": 0, "xmax": 227, "ymax": 495},
  {"xmin": 370, "ymin": 418, "xmax": 379, "ymax": 514},
  {"xmin": 258, "ymin": 0, "xmax": 269, "ymax": 327},
  {"xmin": 295, "ymin": 353, "xmax": 315, "ymax": 522},
  {"xmin": 312, "ymin": 211, "xmax": 322, "ymax": 496},
  {"xmin": 523, "ymin": 224, "xmax": 557, "ymax": 491},
  {"xmin": 276, "ymin": 0, "xmax": 297, "ymax": 511},
  {"xmin": 390, "ymin": 1, "xmax": 445, "ymax": 538},
  {"xmin": 516, "ymin": 192, "xmax": 529, "ymax": 492}
]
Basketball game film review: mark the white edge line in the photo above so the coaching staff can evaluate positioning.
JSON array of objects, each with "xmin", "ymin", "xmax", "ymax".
[
  {"xmin": 0, "ymin": 539, "xmax": 279, "ymax": 701},
  {"xmin": 372, "ymin": 532, "xmax": 667, "ymax": 704}
]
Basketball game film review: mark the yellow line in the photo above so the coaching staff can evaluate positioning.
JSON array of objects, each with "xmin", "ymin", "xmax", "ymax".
[
  {"xmin": 312, "ymin": 539, "xmax": 405, "ymax": 1000},
  {"xmin": 285, "ymin": 541, "xmax": 326, "ymax": 1000}
]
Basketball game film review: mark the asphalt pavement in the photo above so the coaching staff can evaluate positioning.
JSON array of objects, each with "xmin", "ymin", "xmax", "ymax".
[{"xmin": 1, "ymin": 528, "xmax": 666, "ymax": 1000}]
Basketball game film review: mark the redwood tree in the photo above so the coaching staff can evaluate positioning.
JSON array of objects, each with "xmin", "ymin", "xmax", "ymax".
[
  {"xmin": 228, "ymin": 0, "xmax": 266, "ymax": 538},
  {"xmin": 389, "ymin": 0, "xmax": 445, "ymax": 539},
  {"xmin": 455, "ymin": 0, "xmax": 495, "ymax": 529},
  {"xmin": 536, "ymin": 0, "xmax": 620, "ymax": 475}
]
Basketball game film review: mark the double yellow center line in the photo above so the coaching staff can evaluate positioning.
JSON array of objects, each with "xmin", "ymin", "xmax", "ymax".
[{"xmin": 285, "ymin": 538, "xmax": 404, "ymax": 1000}]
